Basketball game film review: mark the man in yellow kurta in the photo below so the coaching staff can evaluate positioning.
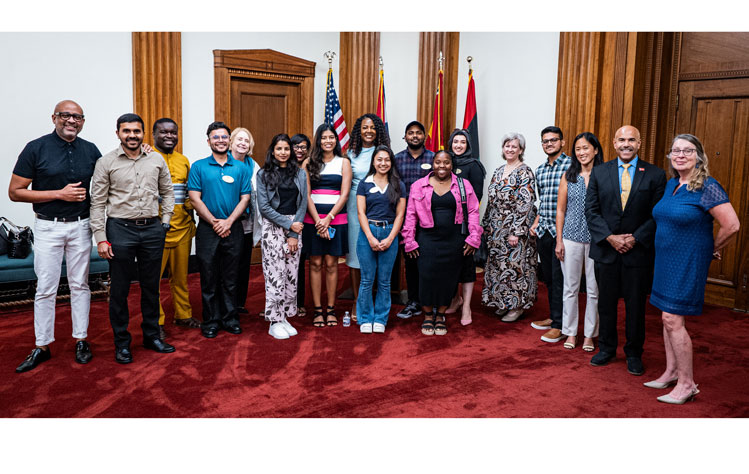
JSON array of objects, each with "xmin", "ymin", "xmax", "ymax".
[{"xmin": 153, "ymin": 118, "xmax": 200, "ymax": 337}]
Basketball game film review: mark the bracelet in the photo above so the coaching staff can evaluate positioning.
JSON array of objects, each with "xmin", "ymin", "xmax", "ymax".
[{"xmin": 99, "ymin": 241, "xmax": 111, "ymax": 246}]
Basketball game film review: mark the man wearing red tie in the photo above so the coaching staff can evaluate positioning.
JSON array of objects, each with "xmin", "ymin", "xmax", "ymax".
[{"xmin": 585, "ymin": 125, "xmax": 666, "ymax": 376}]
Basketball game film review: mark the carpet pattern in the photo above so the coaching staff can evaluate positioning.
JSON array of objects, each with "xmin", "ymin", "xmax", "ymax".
[{"xmin": 1, "ymin": 263, "xmax": 748, "ymax": 418}]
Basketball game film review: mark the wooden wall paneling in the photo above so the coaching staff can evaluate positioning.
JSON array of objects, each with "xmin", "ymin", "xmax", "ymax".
[
  {"xmin": 132, "ymin": 32, "xmax": 182, "ymax": 153},
  {"xmin": 339, "ymin": 32, "xmax": 380, "ymax": 129},
  {"xmin": 417, "ymin": 32, "xmax": 460, "ymax": 149}
]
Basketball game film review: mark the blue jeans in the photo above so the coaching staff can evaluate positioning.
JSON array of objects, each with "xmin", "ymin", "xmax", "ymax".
[{"xmin": 356, "ymin": 223, "xmax": 399, "ymax": 326}]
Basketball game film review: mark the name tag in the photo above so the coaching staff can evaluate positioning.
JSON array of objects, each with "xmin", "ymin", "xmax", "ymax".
[
  {"xmin": 456, "ymin": 168, "xmax": 463, "ymax": 174},
  {"xmin": 420, "ymin": 163, "xmax": 432, "ymax": 170},
  {"xmin": 222, "ymin": 175, "xmax": 235, "ymax": 184}
]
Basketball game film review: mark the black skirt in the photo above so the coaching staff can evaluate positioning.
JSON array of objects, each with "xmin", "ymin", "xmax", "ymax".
[{"xmin": 416, "ymin": 191, "xmax": 463, "ymax": 307}]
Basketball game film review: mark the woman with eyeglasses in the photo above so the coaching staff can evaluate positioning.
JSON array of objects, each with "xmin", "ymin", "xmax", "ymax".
[
  {"xmin": 645, "ymin": 134, "xmax": 739, "ymax": 404},
  {"xmin": 291, "ymin": 133, "xmax": 311, "ymax": 317},
  {"xmin": 481, "ymin": 133, "xmax": 538, "ymax": 321},
  {"xmin": 554, "ymin": 132, "xmax": 604, "ymax": 352},
  {"xmin": 228, "ymin": 127, "xmax": 258, "ymax": 316},
  {"xmin": 302, "ymin": 124, "xmax": 352, "ymax": 327},
  {"xmin": 256, "ymin": 134, "xmax": 308, "ymax": 339},
  {"xmin": 346, "ymin": 114, "xmax": 390, "ymax": 322}
]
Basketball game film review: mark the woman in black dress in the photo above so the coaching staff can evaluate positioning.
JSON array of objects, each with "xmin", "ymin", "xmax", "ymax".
[{"xmin": 402, "ymin": 151, "xmax": 482, "ymax": 336}]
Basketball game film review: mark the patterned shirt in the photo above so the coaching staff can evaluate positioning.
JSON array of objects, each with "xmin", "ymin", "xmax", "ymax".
[
  {"xmin": 155, "ymin": 149, "xmax": 196, "ymax": 247},
  {"xmin": 535, "ymin": 153, "xmax": 571, "ymax": 238},
  {"xmin": 562, "ymin": 176, "xmax": 591, "ymax": 243},
  {"xmin": 394, "ymin": 148, "xmax": 435, "ymax": 198}
]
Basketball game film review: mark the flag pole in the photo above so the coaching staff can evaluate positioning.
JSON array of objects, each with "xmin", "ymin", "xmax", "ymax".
[{"xmin": 467, "ymin": 55, "xmax": 473, "ymax": 73}]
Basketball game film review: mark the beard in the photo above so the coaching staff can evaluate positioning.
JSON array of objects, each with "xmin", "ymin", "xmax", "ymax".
[
  {"xmin": 407, "ymin": 140, "xmax": 424, "ymax": 151},
  {"xmin": 210, "ymin": 143, "xmax": 228, "ymax": 155}
]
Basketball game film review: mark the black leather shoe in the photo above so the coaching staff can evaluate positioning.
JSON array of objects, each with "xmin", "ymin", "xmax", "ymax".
[
  {"xmin": 144, "ymin": 338, "xmax": 176, "ymax": 353},
  {"xmin": 16, "ymin": 347, "xmax": 51, "ymax": 373},
  {"xmin": 590, "ymin": 351, "xmax": 615, "ymax": 367},
  {"xmin": 115, "ymin": 347, "xmax": 133, "ymax": 364},
  {"xmin": 75, "ymin": 340, "xmax": 93, "ymax": 364},
  {"xmin": 626, "ymin": 357, "xmax": 645, "ymax": 376},
  {"xmin": 201, "ymin": 326, "xmax": 219, "ymax": 338},
  {"xmin": 223, "ymin": 323, "xmax": 242, "ymax": 335}
]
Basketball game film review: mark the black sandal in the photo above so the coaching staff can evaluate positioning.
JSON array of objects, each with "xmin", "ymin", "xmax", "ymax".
[
  {"xmin": 421, "ymin": 311, "xmax": 435, "ymax": 336},
  {"xmin": 434, "ymin": 312, "xmax": 447, "ymax": 336},
  {"xmin": 326, "ymin": 305, "xmax": 338, "ymax": 326},
  {"xmin": 313, "ymin": 306, "xmax": 325, "ymax": 328}
]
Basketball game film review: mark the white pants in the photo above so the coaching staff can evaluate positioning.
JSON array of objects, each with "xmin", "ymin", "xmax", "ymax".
[
  {"xmin": 560, "ymin": 238, "xmax": 599, "ymax": 338},
  {"xmin": 33, "ymin": 218, "xmax": 92, "ymax": 346}
]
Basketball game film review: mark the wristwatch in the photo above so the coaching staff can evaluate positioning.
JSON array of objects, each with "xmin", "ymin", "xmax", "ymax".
[{"xmin": 162, "ymin": 223, "xmax": 172, "ymax": 232}]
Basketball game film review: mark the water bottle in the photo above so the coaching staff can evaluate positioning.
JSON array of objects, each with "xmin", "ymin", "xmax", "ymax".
[{"xmin": 342, "ymin": 311, "xmax": 351, "ymax": 327}]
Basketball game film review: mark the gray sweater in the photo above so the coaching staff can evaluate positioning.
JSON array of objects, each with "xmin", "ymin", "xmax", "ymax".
[{"xmin": 255, "ymin": 167, "xmax": 308, "ymax": 239}]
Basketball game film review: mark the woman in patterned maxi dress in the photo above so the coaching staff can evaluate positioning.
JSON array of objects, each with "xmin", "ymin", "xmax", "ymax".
[{"xmin": 481, "ymin": 133, "xmax": 538, "ymax": 319}]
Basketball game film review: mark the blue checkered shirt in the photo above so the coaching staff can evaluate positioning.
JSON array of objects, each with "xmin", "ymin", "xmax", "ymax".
[
  {"xmin": 535, "ymin": 153, "xmax": 571, "ymax": 238},
  {"xmin": 394, "ymin": 148, "xmax": 435, "ymax": 198}
]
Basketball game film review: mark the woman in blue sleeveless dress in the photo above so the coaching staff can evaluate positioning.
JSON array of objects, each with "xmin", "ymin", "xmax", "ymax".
[
  {"xmin": 646, "ymin": 134, "xmax": 740, "ymax": 404},
  {"xmin": 346, "ymin": 114, "xmax": 390, "ymax": 321}
]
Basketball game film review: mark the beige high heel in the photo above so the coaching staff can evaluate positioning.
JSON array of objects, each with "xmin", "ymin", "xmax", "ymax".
[{"xmin": 657, "ymin": 385, "xmax": 700, "ymax": 404}]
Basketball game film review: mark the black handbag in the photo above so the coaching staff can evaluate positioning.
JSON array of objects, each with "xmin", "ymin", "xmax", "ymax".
[
  {"xmin": 474, "ymin": 233, "xmax": 489, "ymax": 268},
  {"xmin": 0, "ymin": 217, "xmax": 33, "ymax": 259}
]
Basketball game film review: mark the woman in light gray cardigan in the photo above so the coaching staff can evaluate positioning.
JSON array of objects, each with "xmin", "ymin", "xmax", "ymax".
[{"xmin": 256, "ymin": 134, "xmax": 308, "ymax": 340}]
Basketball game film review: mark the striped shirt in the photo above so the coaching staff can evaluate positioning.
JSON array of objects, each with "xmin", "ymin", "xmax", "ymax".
[
  {"xmin": 304, "ymin": 156, "xmax": 348, "ymax": 225},
  {"xmin": 535, "ymin": 153, "xmax": 571, "ymax": 238}
]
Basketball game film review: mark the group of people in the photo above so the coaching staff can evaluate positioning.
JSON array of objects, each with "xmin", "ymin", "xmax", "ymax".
[{"xmin": 10, "ymin": 100, "xmax": 741, "ymax": 406}]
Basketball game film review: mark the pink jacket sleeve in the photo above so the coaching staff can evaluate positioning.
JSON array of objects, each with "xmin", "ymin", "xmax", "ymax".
[
  {"xmin": 402, "ymin": 189, "xmax": 420, "ymax": 252},
  {"xmin": 463, "ymin": 179, "xmax": 483, "ymax": 249}
]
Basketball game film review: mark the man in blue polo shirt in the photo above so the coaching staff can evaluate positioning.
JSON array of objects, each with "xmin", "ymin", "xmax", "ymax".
[{"xmin": 187, "ymin": 121, "xmax": 251, "ymax": 338}]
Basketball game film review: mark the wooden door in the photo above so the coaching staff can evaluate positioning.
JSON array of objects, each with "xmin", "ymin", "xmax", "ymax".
[
  {"xmin": 230, "ymin": 79, "xmax": 302, "ymax": 165},
  {"xmin": 674, "ymin": 78, "xmax": 749, "ymax": 311}
]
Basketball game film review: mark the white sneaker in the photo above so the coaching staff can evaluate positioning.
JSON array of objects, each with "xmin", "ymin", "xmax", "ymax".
[
  {"xmin": 269, "ymin": 322, "xmax": 290, "ymax": 339},
  {"xmin": 280, "ymin": 319, "xmax": 298, "ymax": 336},
  {"xmin": 373, "ymin": 323, "xmax": 386, "ymax": 333},
  {"xmin": 360, "ymin": 323, "xmax": 373, "ymax": 334}
]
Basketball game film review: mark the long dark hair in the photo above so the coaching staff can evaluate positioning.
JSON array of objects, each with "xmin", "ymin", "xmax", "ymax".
[
  {"xmin": 261, "ymin": 134, "xmax": 298, "ymax": 188},
  {"xmin": 348, "ymin": 113, "xmax": 390, "ymax": 157},
  {"xmin": 366, "ymin": 145, "xmax": 402, "ymax": 206},
  {"xmin": 566, "ymin": 132, "xmax": 604, "ymax": 183},
  {"xmin": 307, "ymin": 123, "xmax": 343, "ymax": 183}
]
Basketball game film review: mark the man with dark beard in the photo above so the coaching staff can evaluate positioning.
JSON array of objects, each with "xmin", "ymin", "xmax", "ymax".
[
  {"xmin": 187, "ymin": 122, "xmax": 251, "ymax": 339},
  {"xmin": 393, "ymin": 121, "xmax": 434, "ymax": 319},
  {"xmin": 90, "ymin": 113, "xmax": 175, "ymax": 364}
]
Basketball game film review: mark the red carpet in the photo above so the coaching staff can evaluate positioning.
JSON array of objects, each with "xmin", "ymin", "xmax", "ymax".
[{"xmin": 1, "ymin": 263, "xmax": 747, "ymax": 418}]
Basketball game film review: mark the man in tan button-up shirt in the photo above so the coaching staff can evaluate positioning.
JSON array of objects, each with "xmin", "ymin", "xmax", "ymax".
[{"xmin": 90, "ymin": 113, "xmax": 176, "ymax": 364}]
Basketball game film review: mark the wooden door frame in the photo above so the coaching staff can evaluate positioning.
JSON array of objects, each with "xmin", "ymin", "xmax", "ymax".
[
  {"xmin": 213, "ymin": 49, "xmax": 315, "ymax": 134},
  {"xmin": 664, "ymin": 33, "xmax": 749, "ymax": 312}
]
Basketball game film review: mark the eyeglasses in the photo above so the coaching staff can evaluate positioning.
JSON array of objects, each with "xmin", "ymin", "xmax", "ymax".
[
  {"xmin": 55, "ymin": 112, "xmax": 85, "ymax": 122},
  {"xmin": 210, "ymin": 135, "xmax": 229, "ymax": 141},
  {"xmin": 293, "ymin": 145, "xmax": 308, "ymax": 150},
  {"xmin": 670, "ymin": 148, "xmax": 697, "ymax": 157},
  {"xmin": 541, "ymin": 138, "xmax": 560, "ymax": 145}
]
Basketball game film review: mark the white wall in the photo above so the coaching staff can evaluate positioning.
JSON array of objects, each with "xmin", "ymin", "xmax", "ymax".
[
  {"xmin": 456, "ymin": 33, "xmax": 560, "ymax": 209},
  {"xmin": 0, "ymin": 33, "xmax": 133, "ymax": 227},
  {"xmin": 0, "ymin": 32, "xmax": 559, "ymax": 228}
]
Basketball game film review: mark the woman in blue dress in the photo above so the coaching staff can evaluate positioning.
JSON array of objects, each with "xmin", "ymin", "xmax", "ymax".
[
  {"xmin": 346, "ymin": 114, "xmax": 390, "ymax": 321},
  {"xmin": 647, "ymin": 134, "xmax": 740, "ymax": 404}
]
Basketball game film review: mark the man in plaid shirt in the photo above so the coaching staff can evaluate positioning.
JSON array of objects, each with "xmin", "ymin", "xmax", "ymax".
[
  {"xmin": 393, "ymin": 121, "xmax": 434, "ymax": 319},
  {"xmin": 530, "ymin": 126, "xmax": 571, "ymax": 343}
]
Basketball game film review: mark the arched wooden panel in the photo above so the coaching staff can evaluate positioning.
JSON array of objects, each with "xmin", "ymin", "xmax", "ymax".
[{"xmin": 132, "ymin": 32, "xmax": 182, "ymax": 152}]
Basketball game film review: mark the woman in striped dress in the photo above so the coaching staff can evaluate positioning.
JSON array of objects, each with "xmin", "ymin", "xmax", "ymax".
[{"xmin": 302, "ymin": 124, "xmax": 352, "ymax": 327}]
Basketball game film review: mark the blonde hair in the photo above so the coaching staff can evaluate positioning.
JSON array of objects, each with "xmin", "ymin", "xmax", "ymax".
[
  {"xmin": 669, "ymin": 134, "xmax": 709, "ymax": 191},
  {"xmin": 230, "ymin": 127, "xmax": 255, "ymax": 156}
]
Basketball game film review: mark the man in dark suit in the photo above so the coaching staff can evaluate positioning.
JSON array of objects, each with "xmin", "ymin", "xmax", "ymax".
[{"xmin": 585, "ymin": 125, "xmax": 666, "ymax": 376}]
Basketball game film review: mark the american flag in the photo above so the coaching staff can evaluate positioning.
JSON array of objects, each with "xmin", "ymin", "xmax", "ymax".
[{"xmin": 324, "ymin": 68, "xmax": 350, "ymax": 152}]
